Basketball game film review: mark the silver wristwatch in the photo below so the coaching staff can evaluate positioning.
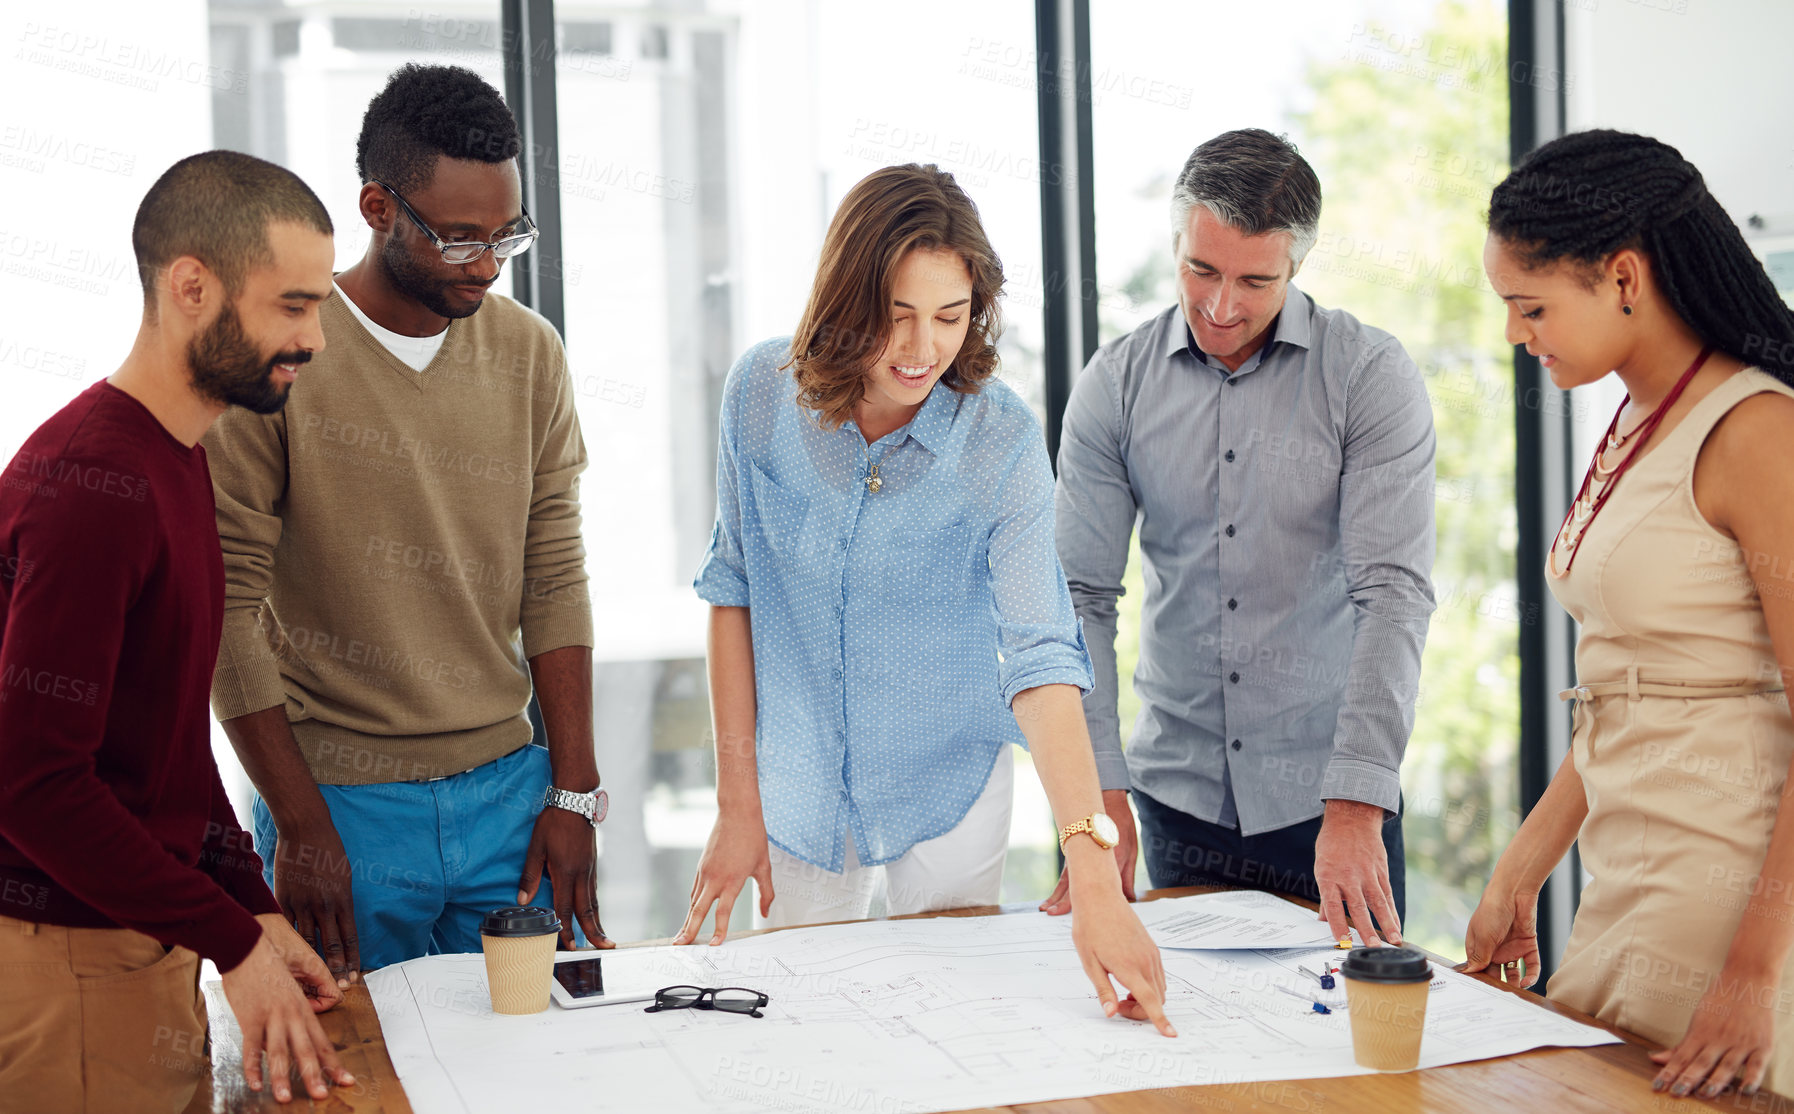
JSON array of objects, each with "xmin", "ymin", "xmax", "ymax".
[{"xmin": 542, "ymin": 785, "xmax": 609, "ymax": 827}]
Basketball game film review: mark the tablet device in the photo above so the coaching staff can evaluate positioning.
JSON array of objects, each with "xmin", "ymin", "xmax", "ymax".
[{"xmin": 547, "ymin": 954, "xmax": 663, "ymax": 1009}]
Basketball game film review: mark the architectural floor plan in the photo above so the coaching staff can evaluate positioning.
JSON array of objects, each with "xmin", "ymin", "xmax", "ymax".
[{"xmin": 366, "ymin": 893, "xmax": 1618, "ymax": 1113}]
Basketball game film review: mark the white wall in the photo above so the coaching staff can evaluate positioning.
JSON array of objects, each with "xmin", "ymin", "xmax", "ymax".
[
  {"xmin": 1563, "ymin": 0, "xmax": 1794, "ymax": 447},
  {"xmin": 0, "ymin": 1, "xmax": 215, "ymax": 454},
  {"xmin": 1567, "ymin": 0, "xmax": 1794, "ymax": 236}
]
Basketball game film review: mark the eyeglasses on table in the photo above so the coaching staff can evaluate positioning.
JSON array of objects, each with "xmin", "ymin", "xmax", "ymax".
[{"xmin": 644, "ymin": 985, "xmax": 770, "ymax": 1019}]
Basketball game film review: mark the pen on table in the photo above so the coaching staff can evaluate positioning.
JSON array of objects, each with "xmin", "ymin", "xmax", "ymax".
[{"xmin": 1275, "ymin": 985, "xmax": 1332, "ymax": 1014}]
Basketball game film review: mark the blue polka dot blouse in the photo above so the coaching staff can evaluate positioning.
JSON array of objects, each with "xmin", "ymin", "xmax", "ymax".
[{"xmin": 693, "ymin": 338, "xmax": 1095, "ymax": 872}]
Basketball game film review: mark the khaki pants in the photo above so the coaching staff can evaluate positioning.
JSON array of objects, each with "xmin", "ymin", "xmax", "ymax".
[{"xmin": 0, "ymin": 913, "xmax": 209, "ymax": 1114}]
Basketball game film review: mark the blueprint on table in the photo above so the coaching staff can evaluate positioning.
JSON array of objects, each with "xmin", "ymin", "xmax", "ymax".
[{"xmin": 366, "ymin": 894, "xmax": 1619, "ymax": 1114}]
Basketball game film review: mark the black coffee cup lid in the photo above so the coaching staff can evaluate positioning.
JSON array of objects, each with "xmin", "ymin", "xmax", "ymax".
[
  {"xmin": 1339, "ymin": 945, "xmax": 1431, "ymax": 983},
  {"xmin": 480, "ymin": 906, "xmax": 561, "ymax": 938}
]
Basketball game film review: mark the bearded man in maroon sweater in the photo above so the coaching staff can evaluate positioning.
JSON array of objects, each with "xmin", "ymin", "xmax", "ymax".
[{"xmin": 0, "ymin": 151, "xmax": 356, "ymax": 1110}]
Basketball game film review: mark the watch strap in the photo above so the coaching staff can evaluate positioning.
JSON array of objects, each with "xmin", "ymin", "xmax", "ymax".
[
  {"xmin": 543, "ymin": 786, "xmax": 606, "ymax": 826},
  {"xmin": 1057, "ymin": 816, "xmax": 1092, "ymax": 849}
]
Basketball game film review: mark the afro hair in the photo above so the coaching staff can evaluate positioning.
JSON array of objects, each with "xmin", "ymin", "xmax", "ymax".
[{"xmin": 355, "ymin": 63, "xmax": 522, "ymax": 194}]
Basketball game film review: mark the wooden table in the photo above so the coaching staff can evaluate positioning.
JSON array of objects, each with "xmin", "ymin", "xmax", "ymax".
[{"xmin": 184, "ymin": 886, "xmax": 1765, "ymax": 1113}]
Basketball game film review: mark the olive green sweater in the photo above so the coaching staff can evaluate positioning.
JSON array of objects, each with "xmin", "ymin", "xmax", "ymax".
[{"xmin": 205, "ymin": 290, "xmax": 592, "ymax": 785}]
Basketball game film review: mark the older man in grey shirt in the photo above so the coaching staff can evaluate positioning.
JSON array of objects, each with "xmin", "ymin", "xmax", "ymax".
[{"xmin": 1048, "ymin": 129, "xmax": 1435, "ymax": 946}]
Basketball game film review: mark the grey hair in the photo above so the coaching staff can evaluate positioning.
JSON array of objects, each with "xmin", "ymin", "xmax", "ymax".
[{"xmin": 1169, "ymin": 129, "xmax": 1322, "ymax": 269}]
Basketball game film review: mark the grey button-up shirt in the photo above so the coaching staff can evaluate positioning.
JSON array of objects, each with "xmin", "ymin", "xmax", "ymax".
[{"xmin": 1054, "ymin": 289, "xmax": 1435, "ymax": 835}]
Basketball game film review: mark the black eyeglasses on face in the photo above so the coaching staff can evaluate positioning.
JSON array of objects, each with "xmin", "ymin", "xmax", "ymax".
[
  {"xmin": 369, "ymin": 178, "xmax": 537, "ymax": 265},
  {"xmin": 644, "ymin": 985, "xmax": 769, "ymax": 1018}
]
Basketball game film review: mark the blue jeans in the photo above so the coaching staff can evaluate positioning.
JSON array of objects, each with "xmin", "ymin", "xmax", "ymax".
[
  {"xmin": 252, "ymin": 744, "xmax": 578, "ymax": 970},
  {"xmin": 1134, "ymin": 789, "xmax": 1406, "ymax": 925}
]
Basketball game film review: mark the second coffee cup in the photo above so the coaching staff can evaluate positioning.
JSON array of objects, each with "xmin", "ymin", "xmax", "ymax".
[{"xmin": 1339, "ymin": 945, "xmax": 1433, "ymax": 1071}]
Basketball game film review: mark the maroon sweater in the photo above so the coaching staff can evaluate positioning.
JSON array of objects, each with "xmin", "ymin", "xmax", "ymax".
[{"xmin": 0, "ymin": 381, "xmax": 279, "ymax": 970}]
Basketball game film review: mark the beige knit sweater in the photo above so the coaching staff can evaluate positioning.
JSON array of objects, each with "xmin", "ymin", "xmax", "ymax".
[{"xmin": 205, "ymin": 289, "xmax": 592, "ymax": 785}]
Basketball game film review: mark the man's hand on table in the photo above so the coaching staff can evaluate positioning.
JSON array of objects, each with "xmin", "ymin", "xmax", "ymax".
[
  {"xmin": 1313, "ymin": 798, "xmax": 1403, "ymax": 947},
  {"xmin": 273, "ymin": 821, "xmax": 361, "ymax": 987},
  {"xmin": 1040, "ymin": 788, "xmax": 1138, "ymax": 915},
  {"xmin": 518, "ymin": 804, "xmax": 613, "ymax": 950},
  {"xmin": 221, "ymin": 913, "xmax": 355, "ymax": 1104}
]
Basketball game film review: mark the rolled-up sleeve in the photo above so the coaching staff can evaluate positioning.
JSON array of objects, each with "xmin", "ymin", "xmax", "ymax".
[
  {"xmin": 988, "ymin": 410, "xmax": 1095, "ymax": 708},
  {"xmin": 1322, "ymin": 339, "xmax": 1436, "ymax": 813},
  {"xmin": 693, "ymin": 354, "xmax": 751, "ymax": 607},
  {"xmin": 1053, "ymin": 354, "xmax": 1137, "ymax": 791}
]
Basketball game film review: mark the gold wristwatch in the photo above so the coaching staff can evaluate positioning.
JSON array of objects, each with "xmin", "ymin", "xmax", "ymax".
[{"xmin": 1058, "ymin": 811, "xmax": 1120, "ymax": 850}]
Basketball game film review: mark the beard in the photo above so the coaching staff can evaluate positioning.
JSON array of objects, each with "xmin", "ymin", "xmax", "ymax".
[
  {"xmin": 187, "ymin": 301, "xmax": 308, "ymax": 415},
  {"xmin": 378, "ymin": 235, "xmax": 489, "ymax": 320}
]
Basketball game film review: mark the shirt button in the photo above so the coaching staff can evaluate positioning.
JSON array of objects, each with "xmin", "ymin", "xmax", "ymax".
[
  {"xmin": 833, "ymin": 668, "xmax": 843, "ymax": 679},
  {"xmin": 1225, "ymin": 524, "xmax": 1236, "ymax": 538},
  {"xmin": 1224, "ymin": 449, "xmax": 1235, "ymax": 463},
  {"xmin": 1231, "ymin": 739, "xmax": 1242, "ymax": 751},
  {"xmin": 1229, "ymin": 672, "xmax": 1240, "ymax": 684},
  {"xmin": 837, "ymin": 538, "xmax": 848, "ymax": 550},
  {"xmin": 1227, "ymin": 598, "xmax": 1237, "ymax": 610}
]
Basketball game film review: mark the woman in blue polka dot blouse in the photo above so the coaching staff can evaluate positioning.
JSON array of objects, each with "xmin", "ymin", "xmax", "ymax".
[{"xmin": 676, "ymin": 164, "xmax": 1171, "ymax": 1034}]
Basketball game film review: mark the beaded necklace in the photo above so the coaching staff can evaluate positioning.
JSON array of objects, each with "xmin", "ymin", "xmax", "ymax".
[{"xmin": 1549, "ymin": 346, "xmax": 1713, "ymax": 577}]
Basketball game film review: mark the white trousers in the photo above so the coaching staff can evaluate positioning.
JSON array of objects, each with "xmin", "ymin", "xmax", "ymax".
[{"xmin": 758, "ymin": 747, "xmax": 1015, "ymax": 929}]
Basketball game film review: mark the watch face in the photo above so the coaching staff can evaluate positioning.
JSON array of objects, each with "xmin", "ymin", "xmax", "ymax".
[
  {"xmin": 592, "ymin": 788, "xmax": 609, "ymax": 824},
  {"xmin": 1091, "ymin": 813, "xmax": 1120, "ymax": 848}
]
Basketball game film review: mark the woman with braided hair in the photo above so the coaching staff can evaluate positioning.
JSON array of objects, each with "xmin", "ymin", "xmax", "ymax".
[{"xmin": 1464, "ymin": 128, "xmax": 1794, "ymax": 1100}]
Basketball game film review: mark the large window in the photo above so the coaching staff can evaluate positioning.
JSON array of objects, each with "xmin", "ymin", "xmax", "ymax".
[{"xmin": 1088, "ymin": 0, "xmax": 1517, "ymax": 955}]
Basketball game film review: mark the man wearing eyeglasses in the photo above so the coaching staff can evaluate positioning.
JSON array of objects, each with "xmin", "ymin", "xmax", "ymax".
[{"xmin": 204, "ymin": 64, "xmax": 606, "ymax": 980}]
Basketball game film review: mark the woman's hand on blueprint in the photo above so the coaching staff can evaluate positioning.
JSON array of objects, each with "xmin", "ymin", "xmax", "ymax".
[
  {"xmin": 1067, "ymin": 839, "xmax": 1176, "ymax": 1037},
  {"xmin": 674, "ymin": 809, "xmax": 775, "ymax": 947},
  {"xmin": 1461, "ymin": 886, "xmax": 1542, "ymax": 990}
]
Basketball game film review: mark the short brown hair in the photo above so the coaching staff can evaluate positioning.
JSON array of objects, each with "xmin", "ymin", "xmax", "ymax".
[{"xmin": 787, "ymin": 164, "xmax": 1004, "ymax": 429}]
